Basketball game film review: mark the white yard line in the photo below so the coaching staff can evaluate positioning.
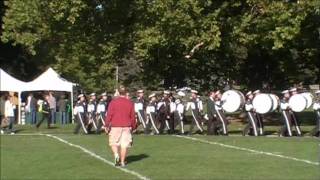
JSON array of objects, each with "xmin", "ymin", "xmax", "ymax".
[
  {"xmin": 174, "ymin": 135, "xmax": 319, "ymax": 166},
  {"xmin": 3, "ymin": 133, "xmax": 150, "ymax": 180},
  {"xmin": 3, "ymin": 133, "xmax": 319, "ymax": 167},
  {"xmin": 44, "ymin": 134, "xmax": 150, "ymax": 180}
]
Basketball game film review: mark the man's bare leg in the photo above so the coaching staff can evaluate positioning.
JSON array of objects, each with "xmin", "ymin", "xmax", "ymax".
[
  {"xmin": 120, "ymin": 147, "xmax": 128, "ymax": 166},
  {"xmin": 111, "ymin": 145, "xmax": 120, "ymax": 165}
]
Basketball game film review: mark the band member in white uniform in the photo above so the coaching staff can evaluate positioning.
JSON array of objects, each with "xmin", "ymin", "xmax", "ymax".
[
  {"xmin": 214, "ymin": 91, "xmax": 228, "ymax": 135},
  {"xmin": 174, "ymin": 98, "xmax": 185, "ymax": 134},
  {"xmin": 279, "ymin": 90, "xmax": 293, "ymax": 137},
  {"xmin": 96, "ymin": 92, "xmax": 108, "ymax": 134},
  {"xmin": 310, "ymin": 90, "xmax": 320, "ymax": 137},
  {"xmin": 146, "ymin": 93, "xmax": 160, "ymax": 135},
  {"xmin": 134, "ymin": 90, "xmax": 149, "ymax": 134},
  {"xmin": 87, "ymin": 93, "xmax": 98, "ymax": 133},
  {"xmin": 253, "ymin": 90, "xmax": 264, "ymax": 135},
  {"xmin": 243, "ymin": 91, "xmax": 258, "ymax": 136},
  {"xmin": 157, "ymin": 91, "xmax": 171, "ymax": 134},
  {"xmin": 74, "ymin": 94, "xmax": 88, "ymax": 134},
  {"xmin": 186, "ymin": 90, "xmax": 204, "ymax": 134},
  {"xmin": 198, "ymin": 95, "xmax": 205, "ymax": 127},
  {"xmin": 288, "ymin": 88, "xmax": 302, "ymax": 136},
  {"xmin": 169, "ymin": 94, "xmax": 176, "ymax": 134}
]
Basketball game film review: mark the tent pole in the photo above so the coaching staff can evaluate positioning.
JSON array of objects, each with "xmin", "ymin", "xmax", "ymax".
[
  {"xmin": 71, "ymin": 91, "xmax": 74, "ymax": 123},
  {"xmin": 18, "ymin": 91, "xmax": 21, "ymax": 124}
]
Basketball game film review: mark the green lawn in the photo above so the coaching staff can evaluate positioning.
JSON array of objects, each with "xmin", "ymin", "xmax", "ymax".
[{"xmin": 1, "ymin": 124, "xmax": 319, "ymax": 180}]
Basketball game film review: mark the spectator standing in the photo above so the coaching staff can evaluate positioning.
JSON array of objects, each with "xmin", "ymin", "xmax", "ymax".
[
  {"xmin": 10, "ymin": 92, "xmax": 19, "ymax": 123},
  {"xmin": 2, "ymin": 95, "xmax": 16, "ymax": 134},
  {"xmin": 0, "ymin": 94, "xmax": 5, "ymax": 127},
  {"xmin": 36, "ymin": 94, "xmax": 51, "ymax": 129},
  {"xmin": 48, "ymin": 92, "xmax": 56, "ymax": 124},
  {"xmin": 57, "ymin": 95, "xmax": 68, "ymax": 124},
  {"xmin": 105, "ymin": 86, "xmax": 137, "ymax": 167},
  {"xmin": 25, "ymin": 93, "xmax": 37, "ymax": 124}
]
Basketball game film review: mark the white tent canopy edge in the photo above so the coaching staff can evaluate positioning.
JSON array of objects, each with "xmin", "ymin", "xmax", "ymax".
[{"xmin": 0, "ymin": 67, "xmax": 76, "ymax": 124}]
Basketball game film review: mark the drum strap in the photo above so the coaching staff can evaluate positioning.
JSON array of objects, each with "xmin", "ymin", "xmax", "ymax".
[
  {"xmin": 290, "ymin": 112, "xmax": 301, "ymax": 135},
  {"xmin": 165, "ymin": 120, "xmax": 170, "ymax": 130},
  {"xmin": 216, "ymin": 110, "xmax": 227, "ymax": 135},
  {"xmin": 247, "ymin": 112, "xmax": 258, "ymax": 136},
  {"xmin": 88, "ymin": 113, "xmax": 98, "ymax": 130},
  {"xmin": 99, "ymin": 113, "xmax": 106, "ymax": 126},
  {"xmin": 282, "ymin": 111, "xmax": 292, "ymax": 136},
  {"xmin": 191, "ymin": 110, "xmax": 203, "ymax": 132},
  {"xmin": 137, "ymin": 111, "xmax": 147, "ymax": 128},
  {"xmin": 77, "ymin": 113, "xmax": 88, "ymax": 134},
  {"xmin": 148, "ymin": 113, "xmax": 159, "ymax": 134},
  {"xmin": 178, "ymin": 112, "xmax": 184, "ymax": 134}
]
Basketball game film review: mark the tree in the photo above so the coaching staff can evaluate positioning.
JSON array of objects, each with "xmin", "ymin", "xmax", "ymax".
[{"xmin": 2, "ymin": 0, "xmax": 319, "ymax": 92}]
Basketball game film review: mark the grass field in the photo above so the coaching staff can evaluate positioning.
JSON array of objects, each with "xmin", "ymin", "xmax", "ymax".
[{"xmin": 1, "ymin": 124, "xmax": 319, "ymax": 180}]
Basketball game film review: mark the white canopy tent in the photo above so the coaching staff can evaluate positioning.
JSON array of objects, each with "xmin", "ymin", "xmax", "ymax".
[
  {"xmin": 24, "ymin": 67, "xmax": 76, "ymax": 124},
  {"xmin": 0, "ymin": 68, "xmax": 76, "ymax": 124},
  {"xmin": 0, "ymin": 68, "xmax": 28, "ymax": 124},
  {"xmin": 25, "ymin": 68, "xmax": 74, "ymax": 92},
  {"xmin": 0, "ymin": 68, "xmax": 28, "ymax": 92}
]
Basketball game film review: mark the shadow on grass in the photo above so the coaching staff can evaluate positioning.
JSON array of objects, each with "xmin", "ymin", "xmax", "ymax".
[
  {"xmin": 127, "ymin": 154, "xmax": 149, "ymax": 164},
  {"xmin": 14, "ymin": 129, "xmax": 27, "ymax": 133}
]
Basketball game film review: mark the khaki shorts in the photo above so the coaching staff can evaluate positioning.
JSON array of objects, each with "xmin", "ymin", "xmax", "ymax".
[{"xmin": 109, "ymin": 127, "xmax": 132, "ymax": 148}]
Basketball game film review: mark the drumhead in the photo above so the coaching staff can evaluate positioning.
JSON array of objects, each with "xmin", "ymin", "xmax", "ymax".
[
  {"xmin": 252, "ymin": 94, "xmax": 273, "ymax": 114},
  {"xmin": 221, "ymin": 90, "xmax": 245, "ymax": 113},
  {"xmin": 289, "ymin": 94, "xmax": 307, "ymax": 112},
  {"xmin": 269, "ymin": 94, "xmax": 279, "ymax": 111},
  {"xmin": 301, "ymin": 92, "xmax": 313, "ymax": 109}
]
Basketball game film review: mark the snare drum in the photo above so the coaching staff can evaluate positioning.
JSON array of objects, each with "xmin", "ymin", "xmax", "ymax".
[
  {"xmin": 252, "ymin": 94, "xmax": 273, "ymax": 114},
  {"xmin": 221, "ymin": 90, "xmax": 245, "ymax": 113},
  {"xmin": 289, "ymin": 94, "xmax": 307, "ymax": 112}
]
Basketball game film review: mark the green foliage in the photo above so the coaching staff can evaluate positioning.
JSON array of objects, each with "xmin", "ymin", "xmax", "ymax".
[{"xmin": 1, "ymin": 0, "xmax": 319, "ymax": 91}]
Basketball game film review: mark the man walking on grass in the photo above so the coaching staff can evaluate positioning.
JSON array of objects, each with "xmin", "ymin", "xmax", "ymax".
[{"xmin": 105, "ymin": 86, "xmax": 137, "ymax": 167}]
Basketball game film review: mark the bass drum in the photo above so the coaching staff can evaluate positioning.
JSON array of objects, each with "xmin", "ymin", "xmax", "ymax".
[
  {"xmin": 252, "ymin": 94, "xmax": 273, "ymax": 114},
  {"xmin": 221, "ymin": 90, "xmax": 245, "ymax": 113},
  {"xmin": 269, "ymin": 94, "xmax": 279, "ymax": 111},
  {"xmin": 301, "ymin": 92, "xmax": 313, "ymax": 109},
  {"xmin": 289, "ymin": 94, "xmax": 307, "ymax": 112}
]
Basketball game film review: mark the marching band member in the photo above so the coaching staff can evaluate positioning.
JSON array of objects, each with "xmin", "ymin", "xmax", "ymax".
[
  {"xmin": 157, "ymin": 91, "xmax": 171, "ymax": 134},
  {"xmin": 279, "ymin": 90, "xmax": 292, "ymax": 137},
  {"xmin": 174, "ymin": 98, "xmax": 185, "ymax": 134},
  {"xmin": 146, "ymin": 93, "xmax": 160, "ymax": 134},
  {"xmin": 214, "ymin": 91, "xmax": 228, "ymax": 135},
  {"xmin": 198, "ymin": 95, "xmax": 205, "ymax": 127},
  {"xmin": 310, "ymin": 90, "xmax": 320, "ymax": 137},
  {"xmin": 169, "ymin": 94, "xmax": 176, "ymax": 134},
  {"xmin": 87, "ymin": 93, "xmax": 98, "ymax": 133},
  {"xmin": 73, "ymin": 94, "xmax": 88, "ymax": 134},
  {"xmin": 253, "ymin": 90, "xmax": 264, "ymax": 135},
  {"xmin": 96, "ymin": 92, "xmax": 108, "ymax": 134},
  {"xmin": 289, "ymin": 88, "xmax": 302, "ymax": 136},
  {"xmin": 243, "ymin": 91, "xmax": 258, "ymax": 136},
  {"xmin": 207, "ymin": 91, "xmax": 217, "ymax": 135},
  {"xmin": 135, "ymin": 90, "xmax": 149, "ymax": 134},
  {"xmin": 186, "ymin": 90, "xmax": 204, "ymax": 135}
]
